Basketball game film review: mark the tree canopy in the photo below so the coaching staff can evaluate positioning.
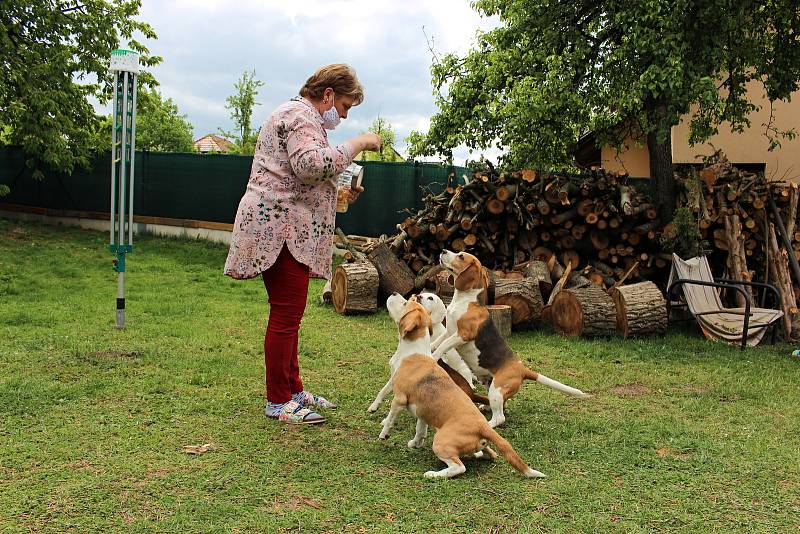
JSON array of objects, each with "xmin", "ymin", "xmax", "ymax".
[
  {"xmin": 0, "ymin": 0, "xmax": 159, "ymax": 180},
  {"xmin": 409, "ymin": 0, "xmax": 800, "ymax": 220},
  {"xmin": 221, "ymin": 70, "xmax": 265, "ymax": 155},
  {"xmin": 358, "ymin": 117, "xmax": 405, "ymax": 161},
  {"xmin": 134, "ymin": 88, "xmax": 195, "ymax": 153}
]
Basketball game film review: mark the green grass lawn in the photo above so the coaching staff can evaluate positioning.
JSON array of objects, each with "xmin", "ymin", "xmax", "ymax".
[{"xmin": 1, "ymin": 218, "xmax": 799, "ymax": 533}]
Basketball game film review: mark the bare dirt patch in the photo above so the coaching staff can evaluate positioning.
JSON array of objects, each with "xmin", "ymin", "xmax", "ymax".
[
  {"xmin": 271, "ymin": 495, "xmax": 322, "ymax": 512},
  {"xmin": 656, "ymin": 447, "xmax": 692, "ymax": 460}
]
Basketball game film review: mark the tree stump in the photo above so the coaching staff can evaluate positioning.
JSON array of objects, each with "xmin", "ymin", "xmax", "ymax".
[
  {"xmin": 550, "ymin": 286, "xmax": 616, "ymax": 337},
  {"xmin": 332, "ymin": 261, "xmax": 379, "ymax": 314},
  {"xmin": 434, "ymin": 271, "xmax": 455, "ymax": 306},
  {"xmin": 493, "ymin": 277, "xmax": 544, "ymax": 329},
  {"xmin": 367, "ymin": 242, "xmax": 415, "ymax": 297},
  {"xmin": 608, "ymin": 281, "xmax": 667, "ymax": 338},
  {"xmin": 486, "ymin": 304, "xmax": 513, "ymax": 338}
]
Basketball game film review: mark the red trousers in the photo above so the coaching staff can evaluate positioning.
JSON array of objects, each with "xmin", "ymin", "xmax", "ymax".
[{"xmin": 261, "ymin": 245, "xmax": 310, "ymax": 403}]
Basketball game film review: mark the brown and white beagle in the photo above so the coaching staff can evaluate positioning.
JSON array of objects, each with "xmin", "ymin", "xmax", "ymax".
[
  {"xmin": 433, "ymin": 250, "xmax": 591, "ymax": 428},
  {"xmin": 368, "ymin": 293, "xmax": 488, "ymax": 413},
  {"xmin": 379, "ymin": 352, "xmax": 545, "ymax": 479},
  {"xmin": 415, "ymin": 292, "xmax": 476, "ymax": 387}
]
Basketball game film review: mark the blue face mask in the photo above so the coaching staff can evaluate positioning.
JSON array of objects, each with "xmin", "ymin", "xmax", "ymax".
[{"xmin": 322, "ymin": 95, "xmax": 341, "ymax": 130}]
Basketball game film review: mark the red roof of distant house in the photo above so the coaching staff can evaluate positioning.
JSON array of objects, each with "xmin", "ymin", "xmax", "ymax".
[{"xmin": 193, "ymin": 134, "xmax": 236, "ymax": 153}]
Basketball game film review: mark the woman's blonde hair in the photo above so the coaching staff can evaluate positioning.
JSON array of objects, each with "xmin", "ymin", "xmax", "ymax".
[{"xmin": 300, "ymin": 64, "xmax": 364, "ymax": 105}]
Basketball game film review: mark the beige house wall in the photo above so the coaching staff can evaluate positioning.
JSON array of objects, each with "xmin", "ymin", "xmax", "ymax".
[{"xmin": 600, "ymin": 82, "xmax": 800, "ymax": 181}]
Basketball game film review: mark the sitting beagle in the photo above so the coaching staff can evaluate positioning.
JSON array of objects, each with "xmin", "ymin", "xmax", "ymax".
[
  {"xmin": 368, "ymin": 293, "xmax": 488, "ymax": 413},
  {"xmin": 433, "ymin": 250, "xmax": 591, "ymax": 428},
  {"xmin": 377, "ymin": 297, "xmax": 545, "ymax": 479}
]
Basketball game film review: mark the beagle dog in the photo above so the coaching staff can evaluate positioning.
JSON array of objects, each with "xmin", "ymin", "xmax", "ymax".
[
  {"xmin": 368, "ymin": 294, "xmax": 488, "ymax": 413},
  {"xmin": 415, "ymin": 292, "xmax": 476, "ymax": 387},
  {"xmin": 378, "ymin": 351, "xmax": 546, "ymax": 479},
  {"xmin": 433, "ymin": 250, "xmax": 591, "ymax": 428}
]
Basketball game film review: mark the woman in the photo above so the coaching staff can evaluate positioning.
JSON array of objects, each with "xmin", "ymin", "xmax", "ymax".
[{"xmin": 224, "ymin": 64, "xmax": 381, "ymax": 424}]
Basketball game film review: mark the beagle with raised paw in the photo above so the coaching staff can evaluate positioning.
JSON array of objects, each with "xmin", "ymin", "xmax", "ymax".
[
  {"xmin": 378, "ymin": 352, "xmax": 546, "ymax": 479},
  {"xmin": 415, "ymin": 292, "xmax": 477, "ymax": 388},
  {"xmin": 368, "ymin": 293, "xmax": 489, "ymax": 413},
  {"xmin": 433, "ymin": 250, "xmax": 591, "ymax": 428}
]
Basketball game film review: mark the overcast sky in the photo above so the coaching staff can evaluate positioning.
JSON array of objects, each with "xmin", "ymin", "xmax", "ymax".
[{"xmin": 125, "ymin": 0, "xmax": 500, "ymax": 164}]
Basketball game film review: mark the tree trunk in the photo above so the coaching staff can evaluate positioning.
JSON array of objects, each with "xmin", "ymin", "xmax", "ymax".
[{"xmin": 647, "ymin": 107, "xmax": 676, "ymax": 223}]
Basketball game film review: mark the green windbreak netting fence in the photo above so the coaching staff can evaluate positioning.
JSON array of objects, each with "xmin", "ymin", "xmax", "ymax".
[{"xmin": 0, "ymin": 146, "xmax": 470, "ymax": 237}]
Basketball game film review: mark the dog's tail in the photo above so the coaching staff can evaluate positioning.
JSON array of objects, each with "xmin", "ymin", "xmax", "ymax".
[
  {"xmin": 481, "ymin": 427, "xmax": 545, "ymax": 478},
  {"xmin": 524, "ymin": 369, "xmax": 592, "ymax": 398}
]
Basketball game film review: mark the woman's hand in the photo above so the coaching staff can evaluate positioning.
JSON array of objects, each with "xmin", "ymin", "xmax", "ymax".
[
  {"xmin": 347, "ymin": 185, "xmax": 365, "ymax": 204},
  {"xmin": 349, "ymin": 133, "xmax": 381, "ymax": 154}
]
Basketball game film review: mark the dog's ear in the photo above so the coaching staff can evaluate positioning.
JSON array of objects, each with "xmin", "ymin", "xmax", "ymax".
[
  {"xmin": 455, "ymin": 261, "xmax": 482, "ymax": 291},
  {"xmin": 479, "ymin": 267, "xmax": 489, "ymax": 301},
  {"xmin": 399, "ymin": 309, "xmax": 425, "ymax": 339}
]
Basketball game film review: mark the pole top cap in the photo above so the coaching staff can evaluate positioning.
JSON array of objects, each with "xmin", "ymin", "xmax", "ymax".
[{"xmin": 109, "ymin": 49, "xmax": 140, "ymax": 73}]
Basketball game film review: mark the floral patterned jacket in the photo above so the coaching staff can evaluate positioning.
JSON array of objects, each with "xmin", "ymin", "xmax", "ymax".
[{"xmin": 224, "ymin": 97, "xmax": 354, "ymax": 280}]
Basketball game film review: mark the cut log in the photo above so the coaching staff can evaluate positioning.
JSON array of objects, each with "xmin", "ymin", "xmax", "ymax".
[
  {"xmin": 532, "ymin": 246, "xmax": 554, "ymax": 261},
  {"xmin": 588, "ymin": 272, "xmax": 605, "ymax": 286},
  {"xmin": 367, "ymin": 243, "xmax": 415, "ymax": 297},
  {"xmin": 332, "ymin": 261, "xmax": 379, "ymax": 314},
  {"xmin": 495, "ymin": 269, "xmax": 525, "ymax": 280},
  {"xmin": 609, "ymin": 281, "xmax": 667, "ymax": 338},
  {"xmin": 487, "ymin": 197, "xmax": 505, "ymax": 215},
  {"xmin": 521, "ymin": 259, "xmax": 553, "ymax": 296},
  {"xmin": 335, "ymin": 228, "xmax": 367, "ymax": 261},
  {"xmin": 493, "ymin": 277, "xmax": 544, "ymax": 328},
  {"xmin": 561, "ymin": 250, "xmax": 580, "ymax": 270},
  {"xmin": 784, "ymin": 184, "xmax": 799, "ymax": 241},
  {"xmin": 496, "ymin": 185, "xmax": 517, "ymax": 202},
  {"xmin": 550, "ymin": 208, "xmax": 578, "ymax": 225},
  {"xmin": 521, "ymin": 169, "xmax": 538, "ymax": 182},
  {"xmin": 723, "ymin": 214, "xmax": 751, "ymax": 307},
  {"xmin": 768, "ymin": 223, "xmax": 796, "ymax": 339},
  {"xmin": 550, "ymin": 286, "xmax": 617, "ymax": 337},
  {"xmin": 547, "ymin": 260, "xmax": 572, "ymax": 306},
  {"xmin": 590, "ymin": 230, "xmax": 610, "ymax": 250},
  {"xmin": 413, "ymin": 264, "xmax": 444, "ymax": 290},
  {"xmin": 485, "ymin": 304, "xmax": 513, "ymax": 338}
]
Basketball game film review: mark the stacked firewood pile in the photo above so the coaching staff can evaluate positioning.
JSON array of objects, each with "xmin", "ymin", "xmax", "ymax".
[
  {"xmin": 327, "ymin": 232, "xmax": 669, "ymax": 340},
  {"xmin": 325, "ymin": 151, "xmax": 799, "ymax": 342},
  {"xmin": 388, "ymin": 166, "xmax": 669, "ymax": 288},
  {"xmin": 674, "ymin": 150, "xmax": 800, "ymax": 338}
]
